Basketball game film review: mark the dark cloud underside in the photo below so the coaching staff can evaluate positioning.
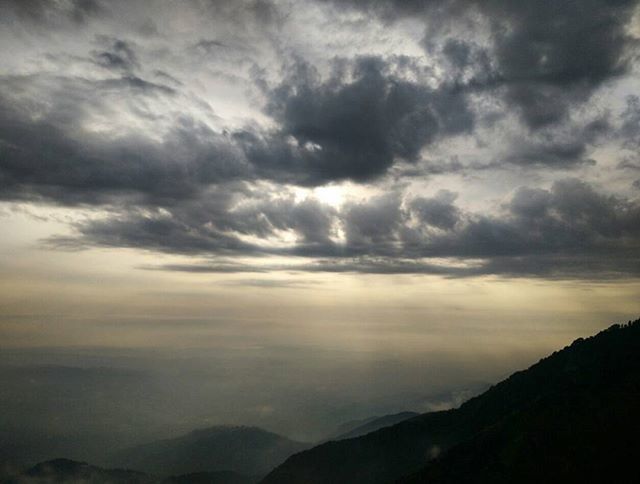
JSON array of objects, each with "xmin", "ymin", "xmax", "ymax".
[{"xmin": 0, "ymin": 0, "xmax": 639, "ymax": 279}]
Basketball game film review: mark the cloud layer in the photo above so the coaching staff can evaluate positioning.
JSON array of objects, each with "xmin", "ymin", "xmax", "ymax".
[{"xmin": 1, "ymin": 0, "xmax": 640, "ymax": 278}]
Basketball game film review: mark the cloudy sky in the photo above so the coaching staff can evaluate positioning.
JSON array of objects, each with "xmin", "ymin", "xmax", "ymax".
[{"xmin": 1, "ymin": 0, "xmax": 640, "ymax": 451}]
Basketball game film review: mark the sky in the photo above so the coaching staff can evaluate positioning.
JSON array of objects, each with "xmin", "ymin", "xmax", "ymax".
[{"xmin": 1, "ymin": 0, "xmax": 640, "ymax": 459}]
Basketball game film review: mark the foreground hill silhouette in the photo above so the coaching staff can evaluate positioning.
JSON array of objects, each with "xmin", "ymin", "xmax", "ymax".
[
  {"xmin": 108, "ymin": 426, "xmax": 308, "ymax": 477},
  {"xmin": 262, "ymin": 319, "xmax": 640, "ymax": 484}
]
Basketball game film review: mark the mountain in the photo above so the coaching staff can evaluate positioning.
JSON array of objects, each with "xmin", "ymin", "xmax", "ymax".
[
  {"xmin": 4, "ymin": 458, "xmax": 154, "ymax": 483},
  {"xmin": 2, "ymin": 458, "xmax": 259, "ymax": 484},
  {"xmin": 330, "ymin": 412, "xmax": 419, "ymax": 441},
  {"xmin": 262, "ymin": 319, "xmax": 640, "ymax": 484},
  {"xmin": 108, "ymin": 426, "xmax": 308, "ymax": 478}
]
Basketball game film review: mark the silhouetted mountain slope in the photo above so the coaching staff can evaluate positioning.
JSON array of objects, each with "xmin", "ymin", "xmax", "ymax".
[
  {"xmin": 331, "ymin": 412, "xmax": 419, "ymax": 441},
  {"xmin": 397, "ymin": 320, "xmax": 640, "ymax": 484},
  {"xmin": 109, "ymin": 426, "xmax": 308, "ymax": 478},
  {"xmin": 262, "ymin": 319, "xmax": 640, "ymax": 484},
  {"xmin": 4, "ymin": 458, "xmax": 154, "ymax": 483}
]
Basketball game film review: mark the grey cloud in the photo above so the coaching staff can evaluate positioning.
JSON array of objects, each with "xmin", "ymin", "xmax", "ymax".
[
  {"xmin": 410, "ymin": 190, "xmax": 460, "ymax": 230},
  {"xmin": 428, "ymin": 179, "xmax": 640, "ymax": 259},
  {"xmin": 2, "ymin": 0, "xmax": 639, "ymax": 283},
  {"xmin": 151, "ymin": 253, "xmax": 640, "ymax": 280},
  {"xmin": 50, "ymin": 187, "xmax": 340, "ymax": 257},
  {"xmin": 483, "ymin": 0, "xmax": 636, "ymax": 128},
  {"xmin": 0, "ymin": 0, "xmax": 103, "ymax": 25},
  {"xmin": 508, "ymin": 187, "xmax": 551, "ymax": 220},
  {"xmin": 196, "ymin": 0, "xmax": 283, "ymax": 29},
  {"xmin": 0, "ymin": 76, "xmax": 248, "ymax": 204},
  {"xmin": 98, "ymin": 75, "xmax": 177, "ymax": 95},
  {"xmin": 319, "ymin": 0, "xmax": 443, "ymax": 21},
  {"xmin": 396, "ymin": 157, "xmax": 499, "ymax": 178},
  {"xmin": 503, "ymin": 117, "xmax": 610, "ymax": 168},
  {"xmin": 220, "ymin": 278, "xmax": 323, "ymax": 288},
  {"xmin": 60, "ymin": 179, "xmax": 640, "ymax": 278},
  {"xmin": 149, "ymin": 258, "xmax": 471, "ymax": 276},
  {"xmin": 195, "ymin": 39, "xmax": 230, "ymax": 53},
  {"xmin": 92, "ymin": 38, "xmax": 139, "ymax": 72},
  {"xmin": 324, "ymin": 0, "xmax": 639, "ymax": 128},
  {"xmin": 260, "ymin": 197, "xmax": 337, "ymax": 245},
  {"xmin": 3, "ymin": 0, "xmax": 624, "ymax": 215},
  {"xmin": 441, "ymin": 39, "xmax": 475, "ymax": 71},
  {"xmin": 437, "ymin": 38, "xmax": 494, "ymax": 85},
  {"xmin": 343, "ymin": 193, "xmax": 403, "ymax": 246},
  {"xmin": 145, "ymin": 260, "xmax": 270, "ymax": 274},
  {"xmin": 65, "ymin": 211, "xmax": 259, "ymax": 255},
  {"xmin": 242, "ymin": 56, "xmax": 474, "ymax": 184},
  {"xmin": 621, "ymin": 95, "xmax": 640, "ymax": 147},
  {"xmin": 505, "ymin": 139, "xmax": 591, "ymax": 168},
  {"xmin": 223, "ymin": 195, "xmax": 338, "ymax": 247},
  {"xmin": 0, "ymin": 52, "xmax": 475, "ymax": 207},
  {"xmin": 618, "ymin": 158, "xmax": 640, "ymax": 171}
]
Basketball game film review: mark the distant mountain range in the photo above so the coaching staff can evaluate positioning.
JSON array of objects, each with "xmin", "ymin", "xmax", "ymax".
[
  {"xmin": 4, "ymin": 318, "xmax": 640, "ymax": 483},
  {"xmin": 107, "ymin": 426, "xmax": 308, "ymax": 477},
  {"xmin": 4, "ymin": 458, "xmax": 154, "ymax": 484},
  {"xmin": 2, "ymin": 458, "xmax": 256, "ymax": 484}
]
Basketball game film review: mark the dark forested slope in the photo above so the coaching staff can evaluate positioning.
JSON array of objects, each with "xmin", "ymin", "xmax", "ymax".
[{"xmin": 263, "ymin": 319, "xmax": 640, "ymax": 484}]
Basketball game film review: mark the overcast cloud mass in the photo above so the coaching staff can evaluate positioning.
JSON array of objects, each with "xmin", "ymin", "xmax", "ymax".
[{"xmin": 0, "ymin": 0, "xmax": 639, "ymax": 278}]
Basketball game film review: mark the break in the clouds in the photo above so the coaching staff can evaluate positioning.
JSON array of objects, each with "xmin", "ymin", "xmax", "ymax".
[{"xmin": 1, "ymin": 0, "xmax": 640, "ymax": 278}]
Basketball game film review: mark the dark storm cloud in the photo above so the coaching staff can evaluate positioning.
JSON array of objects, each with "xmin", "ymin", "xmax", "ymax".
[
  {"xmin": 61, "ymin": 209, "xmax": 260, "ymax": 255},
  {"xmin": 441, "ymin": 39, "xmax": 472, "ymax": 70},
  {"xmin": 0, "ymin": 53, "xmax": 474, "ymax": 205},
  {"xmin": 506, "ymin": 140, "xmax": 591, "ymax": 168},
  {"xmin": 500, "ymin": 116, "xmax": 611, "ymax": 168},
  {"xmin": 409, "ymin": 190, "xmax": 460, "ymax": 230},
  {"xmin": 48, "ymin": 187, "xmax": 340, "ymax": 257},
  {"xmin": 255, "ymin": 197, "xmax": 337, "ymax": 245},
  {"xmin": 241, "ymin": 56, "xmax": 475, "ymax": 184},
  {"xmin": 1, "ymin": 0, "xmax": 627, "ymax": 209},
  {"xmin": 482, "ymin": 0, "xmax": 636, "ymax": 128},
  {"xmin": 419, "ymin": 179, "xmax": 640, "ymax": 262},
  {"xmin": 324, "ymin": 0, "xmax": 639, "ymax": 128},
  {"xmin": 0, "ymin": 75, "xmax": 248, "ymax": 204},
  {"xmin": 64, "ymin": 178, "xmax": 640, "ymax": 278},
  {"xmin": 0, "ymin": 0, "xmax": 638, "ymax": 282},
  {"xmin": 343, "ymin": 192, "xmax": 403, "ymax": 247}
]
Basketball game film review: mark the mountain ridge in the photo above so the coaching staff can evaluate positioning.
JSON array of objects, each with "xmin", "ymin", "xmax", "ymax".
[
  {"xmin": 1, "ymin": 458, "xmax": 259, "ymax": 484},
  {"xmin": 262, "ymin": 319, "xmax": 640, "ymax": 484},
  {"xmin": 108, "ymin": 425, "xmax": 309, "ymax": 478}
]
